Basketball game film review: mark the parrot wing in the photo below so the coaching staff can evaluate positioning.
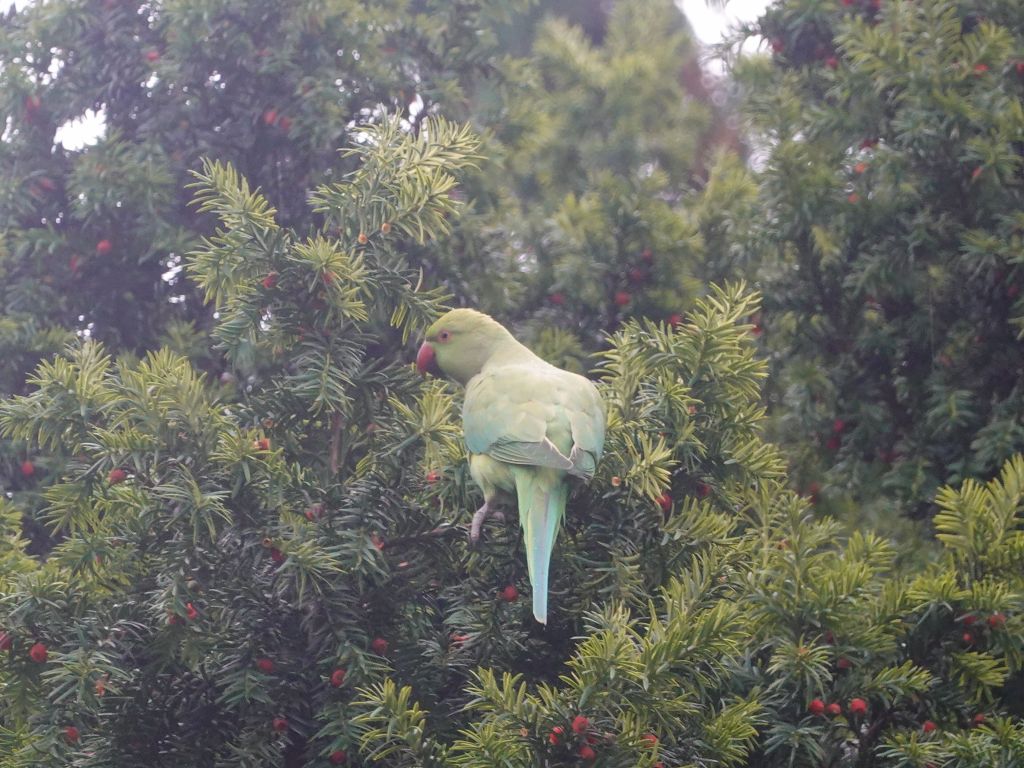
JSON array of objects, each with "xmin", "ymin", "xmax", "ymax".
[{"xmin": 463, "ymin": 362, "xmax": 605, "ymax": 479}]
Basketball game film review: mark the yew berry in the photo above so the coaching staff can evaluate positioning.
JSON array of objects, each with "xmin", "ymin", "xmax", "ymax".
[
  {"xmin": 29, "ymin": 642, "xmax": 48, "ymax": 663},
  {"xmin": 641, "ymin": 733, "xmax": 659, "ymax": 748},
  {"xmin": 656, "ymin": 492, "xmax": 672, "ymax": 512},
  {"xmin": 277, "ymin": 116, "xmax": 292, "ymax": 132},
  {"xmin": 578, "ymin": 745, "xmax": 596, "ymax": 761},
  {"xmin": 549, "ymin": 725, "xmax": 564, "ymax": 745},
  {"xmin": 20, "ymin": 460, "xmax": 35, "ymax": 477},
  {"xmin": 826, "ymin": 56, "xmax": 838, "ymax": 69},
  {"xmin": 95, "ymin": 239, "xmax": 112, "ymax": 255},
  {"xmin": 549, "ymin": 292, "xmax": 566, "ymax": 305},
  {"xmin": 262, "ymin": 109, "xmax": 278, "ymax": 125},
  {"xmin": 922, "ymin": 720, "xmax": 936, "ymax": 733},
  {"xmin": 809, "ymin": 699, "xmax": 826, "ymax": 716},
  {"xmin": 500, "ymin": 585, "xmax": 519, "ymax": 603},
  {"xmin": 270, "ymin": 548, "xmax": 285, "ymax": 564},
  {"xmin": 64, "ymin": 726, "xmax": 80, "ymax": 743},
  {"xmin": 261, "ymin": 272, "xmax": 278, "ymax": 289},
  {"xmin": 614, "ymin": 291, "xmax": 632, "ymax": 307},
  {"xmin": 253, "ymin": 438, "xmax": 271, "ymax": 451},
  {"xmin": 272, "ymin": 716, "xmax": 288, "ymax": 733},
  {"xmin": 849, "ymin": 698, "xmax": 868, "ymax": 715},
  {"xmin": 330, "ymin": 668, "xmax": 346, "ymax": 687},
  {"xmin": 826, "ymin": 702, "xmax": 842, "ymax": 716},
  {"xmin": 371, "ymin": 637, "xmax": 389, "ymax": 655},
  {"xmin": 256, "ymin": 657, "xmax": 275, "ymax": 673},
  {"xmin": 108, "ymin": 468, "xmax": 127, "ymax": 485},
  {"xmin": 381, "ymin": 222, "xmax": 391, "ymax": 234},
  {"xmin": 988, "ymin": 612, "xmax": 1006, "ymax": 629},
  {"xmin": 0, "ymin": 631, "xmax": 10, "ymax": 651},
  {"xmin": 572, "ymin": 715, "xmax": 590, "ymax": 734},
  {"xmin": 329, "ymin": 751, "xmax": 348, "ymax": 765},
  {"xmin": 668, "ymin": 313, "xmax": 682, "ymax": 328},
  {"xmin": 425, "ymin": 470, "xmax": 441, "ymax": 485},
  {"xmin": 357, "ymin": 232, "xmax": 369, "ymax": 245},
  {"xmin": 145, "ymin": 49, "xmax": 160, "ymax": 63},
  {"xmin": 185, "ymin": 603, "xmax": 198, "ymax": 621}
]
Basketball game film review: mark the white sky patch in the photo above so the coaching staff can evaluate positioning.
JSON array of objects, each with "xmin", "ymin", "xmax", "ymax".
[{"xmin": 55, "ymin": 108, "xmax": 105, "ymax": 150}]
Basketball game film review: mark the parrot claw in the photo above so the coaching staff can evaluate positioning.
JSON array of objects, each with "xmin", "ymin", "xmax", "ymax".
[{"xmin": 470, "ymin": 503, "xmax": 504, "ymax": 545}]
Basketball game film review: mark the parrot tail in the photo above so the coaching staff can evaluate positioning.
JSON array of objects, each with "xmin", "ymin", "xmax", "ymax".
[{"xmin": 514, "ymin": 468, "xmax": 568, "ymax": 625}]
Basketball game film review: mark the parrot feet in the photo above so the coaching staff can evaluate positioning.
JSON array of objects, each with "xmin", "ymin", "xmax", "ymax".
[{"xmin": 469, "ymin": 502, "xmax": 505, "ymax": 545}]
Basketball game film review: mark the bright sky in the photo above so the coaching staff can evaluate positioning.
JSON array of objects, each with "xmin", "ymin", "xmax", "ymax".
[
  {"xmin": 678, "ymin": 0, "xmax": 771, "ymax": 45},
  {"xmin": 52, "ymin": 0, "xmax": 771, "ymax": 151}
]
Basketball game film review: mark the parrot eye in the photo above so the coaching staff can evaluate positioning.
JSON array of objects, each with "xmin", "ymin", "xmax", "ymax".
[{"xmin": 438, "ymin": 330, "xmax": 452, "ymax": 342}]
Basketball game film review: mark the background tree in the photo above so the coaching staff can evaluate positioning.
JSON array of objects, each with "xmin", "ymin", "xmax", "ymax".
[{"xmin": 718, "ymin": 0, "xmax": 1024, "ymax": 519}]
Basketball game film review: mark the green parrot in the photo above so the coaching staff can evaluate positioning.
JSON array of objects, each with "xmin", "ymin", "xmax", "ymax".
[{"xmin": 416, "ymin": 309, "xmax": 606, "ymax": 624}]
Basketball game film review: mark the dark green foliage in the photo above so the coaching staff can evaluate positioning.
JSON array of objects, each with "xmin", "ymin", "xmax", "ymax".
[{"xmin": 721, "ymin": 0, "xmax": 1024, "ymax": 516}]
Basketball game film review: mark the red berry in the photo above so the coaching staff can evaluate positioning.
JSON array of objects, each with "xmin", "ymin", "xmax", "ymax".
[
  {"xmin": 145, "ymin": 49, "xmax": 160, "ymax": 62},
  {"xmin": 628, "ymin": 267, "xmax": 646, "ymax": 283},
  {"xmin": 329, "ymin": 751, "xmax": 348, "ymax": 765},
  {"xmin": 972, "ymin": 713, "xmax": 986, "ymax": 726},
  {"xmin": 613, "ymin": 290, "xmax": 632, "ymax": 307},
  {"xmin": 500, "ymin": 585, "xmax": 518, "ymax": 603},
  {"xmin": 988, "ymin": 612, "xmax": 1006, "ymax": 629},
  {"xmin": 451, "ymin": 633, "xmax": 469, "ymax": 647},
  {"xmin": 771, "ymin": 38, "xmax": 784, "ymax": 53},
  {"xmin": 833, "ymin": 419, "xmax": 846, "ymax": 433},
  {"xmin": 425, "ymin": 470, "xmax": 441, "ymax": 484},
  {"xmin": 826, "ymin": 436, "xmax": 841, "ymax": 451},
  {"xmin": 809, "ymin": 699, "xmax": 826, "ymax": 716},
  {"xmin": 262, "ymin": 109, "xmax": 278, "ymax": 125},
  {"xmin": 826, "ymin": 702, "xmax": 842, "ymax": 716},
  {"xmin": 549, "ymin": 725, "xmax": 564, "ymax": 745},
  {"xmin": 185, "ymin": 602, "xmax": 198, "ymax": 621},
  {"xmin": 0, "ymin": 631, "xmax": 10, "ymax": 651},
  {"xmin": 270, "ymin": 548, "xmax": 285, "ymax": 564},
  {"xmin": 847, "ymin": 192, "xmax": 860, "ymax": 204},
  {"xmin": 108, "ymin": 468, "xmax": 127, "ymax": 485},
  {"xmin": 826, "ymin": 56, "xmax": 838, "ymax": 69},
  {"xmin": 261, "ymin": 272, "xmax": 278, "ymax": 289},
  {"xmin": 962, "ymin": 632, "xmax": 974, "ymax": 645},
  {"xmin": 572, "ymin": 715, "xmax": 590, "ymax": 734},
  {"xmin": 972, "ymin": 167, "xmax": 983, "ymax": 181},
  {"xmin": 656, "ymin": 492, "xmax": 672, "ymax": 512},
  {"xmin": 548, "ymin": 292, "xmax": 566, "ymax": 305},
  {"xmin": 837, "ymin": 657, "xmax": 852, "ymax": 669},
  {"xmin": 371, "ymin": 637, "xmax": 388, "ymax": 655},
  {"xmin": 20, "ymin": 460, "xmax": 35, "ymax": 477},
  {"xmin": 696, "ymin": 483, "xmax": 710, "ymax": 498},
  {"xmin": 641, "ymin": 733, "xmax": 659, "ymax": 747},
  {"xmin": 849, "ymin": 698, "xmax": 868, "ymax": 715},
  {"xmin": 64, "ymin": 725, "xmax": 80, "ymax": 743},
  {"xmin": 922, "ymin": 720, "xmax": 936, "ymax": 733},
  {"xmin": 95, "ymin": 239, "xmax": 112, "ymax": 255},
  {"xmin": 640, "ymin": 248, "xmax": 653, "ymax": 263},
  {"xmin": 277, "ymin": 115, "xmax": 292, "ymax": 132},
  {"xmin": 668, "ymin": 313, "xmax": 682, "ymax": 328},
  {"xmin": 1016, "ymin": 61, "xmax": 1024, "ymax": 76},
  {"xmin": 381, "ymin": 222, "xmax": 392, "ymax": 234},
  {"xmin": 253, "ymin": 438, "xmax": 271, "ymax": 451},
  {"xmin": 330, "ymin": 668, "xmax": 346, "ymax": 687},
  {"xmin": 578, "ymin": 745, "xmax": 596, "ymax": 761},
  {"xmin": 70, "ymin": 254, "xmax": 81, "ymax": 273},
  {"xmin": 860, "ymin": 138, "xmax": 878, "ymax": 149},
  {"xmin": 272, "ymin": 716, "xmax": 288, "ymax": 733},
  {"xmin": 973, "ymin": 63, "xmax": 989, "ymax": 73},
  {"xmin": 29, "ymin": 642, "xmax": 48, "ymax": 663},
  {"xmin": 256, "ymin": 657, "xmax": 275, "ymax": 673},
  {"xmin": 854, "ymin": 162, "xmax": 867, "ymax": 174}
]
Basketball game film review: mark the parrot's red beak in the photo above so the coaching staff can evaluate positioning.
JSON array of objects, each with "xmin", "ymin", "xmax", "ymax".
[{"xmin": 416, "ymin": 342, "xmax": 441, "ymax": 377}]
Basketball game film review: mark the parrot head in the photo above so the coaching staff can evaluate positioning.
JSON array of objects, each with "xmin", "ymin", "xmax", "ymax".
[{"xmin": 417, "ymin": 308, "xmax": 514, "ymax": 386}]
